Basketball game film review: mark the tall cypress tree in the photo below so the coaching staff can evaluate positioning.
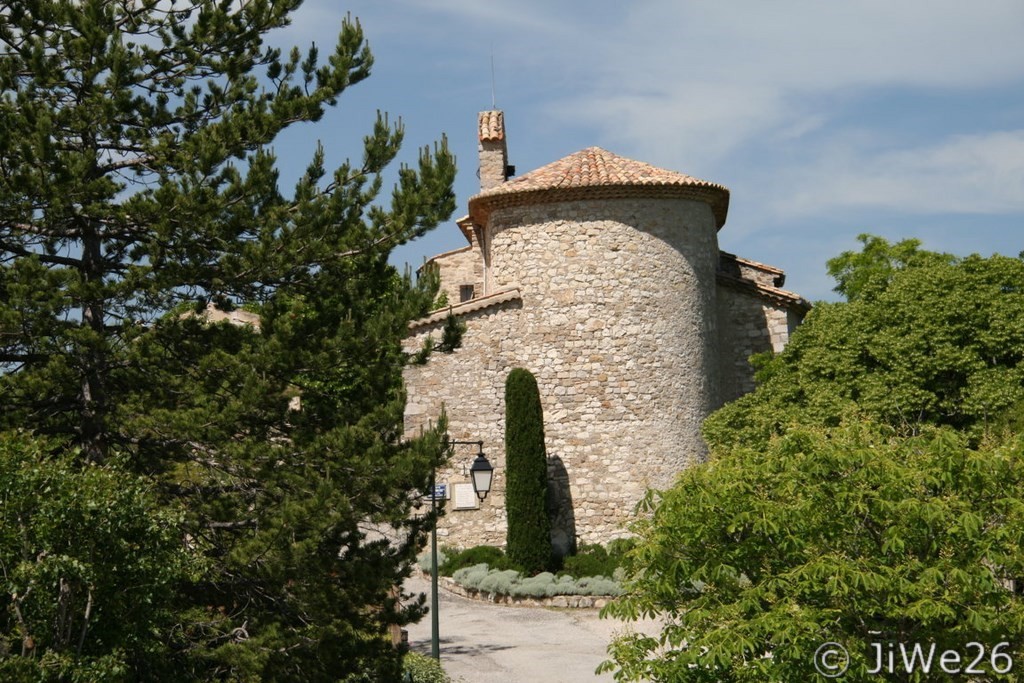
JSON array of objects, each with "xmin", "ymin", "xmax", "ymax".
[
  {"xmin": 0, "ymin": 2, "xmax": 454, "ymax": 679},
  {"xmin": 504, "ymin": 368, "xmax": 552, "ymax": 574}
]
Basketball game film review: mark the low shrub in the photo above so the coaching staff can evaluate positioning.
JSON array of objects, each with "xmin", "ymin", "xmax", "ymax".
[
  {"xmin": 416, "ymin": 548, "xmax": 448, "ymax": 573},
  {"xmin": 516, "ymin": 571, "xmax": 559, "ymax": 597},
  {"xmin": 559, "ymin": 543, "xmax": 614, "ymax": 579},
  {"xmin": 606, "ymin": 537, "xmax": 638, "ymax": 562},
  {"xmin": 478, "ymin": 568, "xmax": 521, "ymax": 595},
  {"xmin": 451, "ymin": 563, "xmax": 622, "ymax": 598},
  {"xmin": 558, "ymin": 539, "xmax": 637, "ymax": 580},
  {"xmin": 452, "ymin": 562, "xmax": 492, "ymax": 588},
  {"xmin": 438, "ymin": 545, "xmax": 513, "ymax": 575},
  {"xmin": 402, "ymin": 652, "xmax": 452, "ymax": 683},
  {"xmin": 441, "ymin": 543, "xmax": 632, "ymax": 598},
  {"xmin": 575, "ymin": 575, "xmax": 623, "ymax": 596}
]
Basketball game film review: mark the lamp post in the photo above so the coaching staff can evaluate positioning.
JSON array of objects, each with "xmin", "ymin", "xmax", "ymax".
[{"xmin": 428, "ymin": 436, "xmax": 494, "ymax": 661}]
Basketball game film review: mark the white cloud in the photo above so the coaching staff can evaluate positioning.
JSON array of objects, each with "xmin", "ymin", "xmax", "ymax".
[
  {"xmin": 612, "ymin": 1, "xmax": 1024, "ymax": 91},
  {"xmin": 285, "ymin": 0, "xmax": 1024, "ymax": 285},
  {"xmin": 288, "ymin": 1, "xmax": 1024, "ymax": 155},
  {"xmin": 548, "ymin": 83, "xmax": 789, "ymax": 174},
  {"xmin": 403, "ymin": 0, "xmax": 562, "ymax": 35},
  {"xmin": 778, "ymin": 129, "xmax": 1024, "ymax": 217},
  {"xmin": 526, "ymin": 1, "xmax": 1024, "ymax": 218}
]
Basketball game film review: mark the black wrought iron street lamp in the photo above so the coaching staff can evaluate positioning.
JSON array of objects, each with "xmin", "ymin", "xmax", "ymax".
[
  {"xmin": 426, "ymin": 436, "xmax": 493, "ymax": 661},
  {"xmin": 468, "ymin": 450, "xmax": 494, "ymax": 500}
]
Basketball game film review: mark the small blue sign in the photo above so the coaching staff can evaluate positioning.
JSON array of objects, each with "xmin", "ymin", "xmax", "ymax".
[{"xmin": 433, "ymin": 484, "xmax": 447, "ymax": 499}]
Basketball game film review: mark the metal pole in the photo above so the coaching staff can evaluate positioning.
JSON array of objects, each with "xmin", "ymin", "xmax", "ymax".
[{"xmin": 430, "ymin": 468, "xmax": 440, "ymax": 660}]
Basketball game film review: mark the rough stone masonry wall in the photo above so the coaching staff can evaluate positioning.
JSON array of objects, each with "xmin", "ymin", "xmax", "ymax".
[
  {"xmin": 404, "ymin": 196, "xmax": 722, "ymax": 550},
  {"xmin": 404, "ymin": 300, "xmax": 522, "ymax": 550},
  {"xmin": 715, "ymin": 285, "xmax": 793, "ymax": 404},
  {"xmin": 428, "ymin": 245, "xmax": 480, "ymax": 304},
  {"xmin": 479, "ymin": 139, "xmax": 507, "ymax": 192},
  {"xmin": 726, "ymin": 256, "xmax": 783, "ymax": 288},
  {"xmin": 768, "ymin": 307, "xmax": 798, "ymax": 353}
]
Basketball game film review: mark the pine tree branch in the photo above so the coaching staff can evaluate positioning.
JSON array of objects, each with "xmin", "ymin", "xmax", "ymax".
[
  {"xmin": 207, "ymin": 520, "xmax": 257, "ymax": 530},
  {"xmin": 5, "ymin": 222, "xmax": 80, "ymax": 239},
  {"xmin": 337, "ymin": 230, "xmax": 404, "ymax": 259},
  {"xmin": 0, "ymin": 352, "xmax": 49, "ymax": 364},
  {"xmin": 96, "ymin": 154, "xmax": 156, "ymax": 174},
  {"xmin": 0, "ymin": 240, "xmax": 84, "ymax": 268}
]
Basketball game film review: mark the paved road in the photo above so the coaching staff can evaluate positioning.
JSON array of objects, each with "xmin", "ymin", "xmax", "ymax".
[{"xmin": 403, "ymin": 574, "xmax": 659, "ymax": 683}]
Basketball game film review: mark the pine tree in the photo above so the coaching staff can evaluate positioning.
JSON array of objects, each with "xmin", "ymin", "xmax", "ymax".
[
  {"xmin": 504, "ymin": 368, "xmax": 552, "ymax": 574},
  {"xmin": 0, "ymin": 2, "xmax": 455, "ymax": 678}
]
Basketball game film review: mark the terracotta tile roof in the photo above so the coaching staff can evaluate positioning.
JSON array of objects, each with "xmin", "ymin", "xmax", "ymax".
[
  {"xmin": 719, "ymin": 251, "xmax": 787, "ymax": 287},
  {"xmin": 478, "ymin": 110, "xmax": 505, "ymax": 141},
  {"xmin": 455, "ymin": 214, "xmax": 474, "ymax": 243},
  {"xmin": 719, "ymin": 251, "xmax": 784, "ymax": 276},
  {"xmin": 716, "ymin": 272, "xmax": 812, "ymax": 311},
  {"xmin": 469, "ymin": 147, "xmax": 730, "ymax": 228},
  {"xmin": 491, "ymin": 147, "xmax": 720, "ymax": 192},
  {"xmin": 408, "ymin": 288, "xmax": 522, "ymax": 330}
]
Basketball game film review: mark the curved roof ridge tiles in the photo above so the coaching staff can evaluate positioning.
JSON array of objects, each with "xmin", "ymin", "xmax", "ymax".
[
  {"xmin": 469, "ymin": 147, "xmax": 730, "ymax": 228},
  {"xmin": 478, "ymin": 110, "xmax": 505, "ymax": 141},
  {"xmin": 407, "ymin": 287, "xmax": 522, "ymax": 330}
]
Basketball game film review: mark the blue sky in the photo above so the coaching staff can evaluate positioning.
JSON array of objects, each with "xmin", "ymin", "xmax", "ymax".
[{"xmin": 268, "ymin": 0, "xmax": 1024, "ymax": 302}]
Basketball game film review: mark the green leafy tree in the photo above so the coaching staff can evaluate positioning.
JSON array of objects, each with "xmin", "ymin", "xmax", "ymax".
[
  {"xmin": 826, "ymin": 233, "xmax": 955, "ymax": 301},
  {"xmin": 0, "ymin": 431, "xmax": 191, "ymax": 682},
  {"xmin": 601, "ymin": 425, "xmax": 1024, "ymax": 682},
  {"xmin": 705, "ymin": 243, "xmax": 1024, "ymax": 450},
  {"xmin": 602, "ymin": 239, "xmax": 1024, "ymax": 681},
  {"xmin": 504, "ymin": 368, "xmax": 552, "ymax": 574},
  {"xmin": 1, "ymin": 1, "xmax": 455, "ymax": 679}
]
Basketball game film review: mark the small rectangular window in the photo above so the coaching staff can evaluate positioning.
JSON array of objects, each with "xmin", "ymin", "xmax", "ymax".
[{"xmin": 459, "ymin": 285, "xmax": 475, "ymax": 302}]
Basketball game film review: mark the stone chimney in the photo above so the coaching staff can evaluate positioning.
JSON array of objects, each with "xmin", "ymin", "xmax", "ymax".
[{"xmin": 478, "ymin": 110, "xmax": 509, "ymax": 191}]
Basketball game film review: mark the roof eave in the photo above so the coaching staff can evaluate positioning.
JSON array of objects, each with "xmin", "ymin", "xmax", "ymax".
[{"xmin": 469, "ymin": 184, "xmax": 730, "ymax": 229}]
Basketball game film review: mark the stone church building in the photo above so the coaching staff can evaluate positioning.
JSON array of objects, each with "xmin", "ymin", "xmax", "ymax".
[{"xmin": 403, "ymin": 111, "xmax": 809, "ymax": 554}]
